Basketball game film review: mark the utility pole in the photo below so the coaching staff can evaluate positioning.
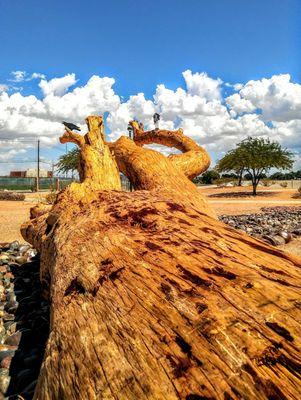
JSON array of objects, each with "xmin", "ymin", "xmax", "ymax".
[{"xmin": 36, "ymin": 139, "xmax": 40, "ymax": 192}]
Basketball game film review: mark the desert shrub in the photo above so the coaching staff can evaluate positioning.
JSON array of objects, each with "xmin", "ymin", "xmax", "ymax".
[
  {"xmin": 45, "ymin": 192, "xmax": 58, "ymax": 204},
  {"xmin": 261, "ymin": 179, "xmax": 273, "ymax": 187},
  {"xmin": 280, "ymin": 181, "xmax": 288, "ymax": 188},
  {"xmin": 214, "ymin": 178, "xmax": 234, "ymax": 187},
  {"xmin": 0, "ymin": 191, "xmax": 25, "ymax": 201},
  {"xmin": 293, "ymin": 186, "xmax": 301, "ymax": 199}
]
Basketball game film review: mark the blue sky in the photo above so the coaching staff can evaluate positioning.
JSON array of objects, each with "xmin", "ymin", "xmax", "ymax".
[
  {"xmin": 0, "ymin": 0, "xmax": 300, "ymax": 172},
  {"xmin": 1, "ymin": 0, "xmax": 300, "ymax": 96}
]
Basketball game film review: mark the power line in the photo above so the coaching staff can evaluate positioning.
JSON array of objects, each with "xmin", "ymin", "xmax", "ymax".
[
  {"xmin": 0, "ymin": 140, "xmax": 66, "ymax": 152},
  {"xmin": 0, "ymin": 138, "xmax": 39, "ymax": 142},
  {"xmin": 0, "ymin": 138, "xmax": 64, "ymax": 146},
  {"xmin": 0, "ymin": 137, "xmax": 64, "ymax": 191},
  {"xmin": 0, "ymin": 160, "xmax": 37, "ymax": 163},
  {"xmin": 0, "ymin": 160, "xmax": 52, "ymax": 164}
]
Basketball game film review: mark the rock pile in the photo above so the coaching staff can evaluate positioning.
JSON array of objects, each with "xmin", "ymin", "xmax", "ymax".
[
  {"xmin": 219, "ymin": 206, "xmax": 301, "ymax": 246},
  {"xmin": 0, "ymin": 242, "xmax": 49, "ymax": 399}
]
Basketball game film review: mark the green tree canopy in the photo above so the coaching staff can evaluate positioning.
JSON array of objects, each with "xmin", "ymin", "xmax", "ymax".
[
  {"xmin": 269, "ymin": 170, "xmax": 301, "ymax": 180},
  {"xmin": 216, "ymin": 137, "xmax": 294, "ymax": 195},
  {"xmin": 56, "ymin": 148, "xmax": 80, "ymax": 175},
  {"xmin": 200, "ymin": 170, "xmax": 220, "ymax": 184},
  {"xmin": 269, "ymin": 171, "xmax": 285, "ymax": 180}
]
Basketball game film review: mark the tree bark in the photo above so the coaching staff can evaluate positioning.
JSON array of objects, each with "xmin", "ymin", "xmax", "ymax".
[{"xmin": 22, "ymin": 116, "xmax": 301, "ymax": 400}]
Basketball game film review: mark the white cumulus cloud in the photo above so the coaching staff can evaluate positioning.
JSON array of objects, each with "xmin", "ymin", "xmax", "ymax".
[
  {"xmin": 39, "ymin": 73, "xmax": 77, "ymax": 96},
  {"xmin": 0, "ymin": 84, "xmax": 8, "ymax": 93},
  {"xmin": 233, "ymin": 74, "xmax": 301, "ymax": 122},
  {"xmin": 9, "ymin": 71, "xmax": 46, "ymax": 83},
  {"xmin": 0, "ymin": 70, "xmax": 300, "ymax": 171},
  {"xmin": 10, "ymin": 71, "xmax": 27, "ymax": 83},
  {"xmin": 183, "ymin": 70, "xmax": 222, "ymax": 100},
  {"xmin": 226, "ymin": 93, "xmax": 256, "ymax": 116}
]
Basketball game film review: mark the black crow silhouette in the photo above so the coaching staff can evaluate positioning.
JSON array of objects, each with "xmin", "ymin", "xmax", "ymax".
[{"xmin": 62, "ymin": 121, "xmax": 81, "ymax": 131}]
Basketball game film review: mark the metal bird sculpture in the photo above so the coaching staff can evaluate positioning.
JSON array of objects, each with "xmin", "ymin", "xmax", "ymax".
[
  {"xmin": 62, "ymin": 121, "xmax": 81, "ymax": 131},
  {"xmin": 153, "ymin": 113, "xmax": 160, "ymax": 129}
]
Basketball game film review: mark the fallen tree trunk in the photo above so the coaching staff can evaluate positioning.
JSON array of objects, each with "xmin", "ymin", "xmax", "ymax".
[{"xmin": 22, "ymin": 116, "xmax": 301, "ymax": 400}]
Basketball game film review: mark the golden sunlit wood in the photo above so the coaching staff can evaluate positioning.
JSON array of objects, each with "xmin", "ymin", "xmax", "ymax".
[{"xmin": 22, "ymin": 115, "xmax": 301, "ymax": 400}]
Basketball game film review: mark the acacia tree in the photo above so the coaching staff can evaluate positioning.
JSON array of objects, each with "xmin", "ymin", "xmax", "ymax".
[
  {"xmin": 56, "ymin": 148, "xmax": 80, "ymax": 176},
  {"xmin": 217, "ymin": 137, "xmax": 293, "ymax": 195},
  {"xmin": 215, "ymin": 151, "xmax": 245, "ymax": 186}
]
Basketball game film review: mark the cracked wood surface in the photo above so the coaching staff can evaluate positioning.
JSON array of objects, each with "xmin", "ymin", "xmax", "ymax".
[{"xmin": 21, "ymin": 116, "xmax": 301, "ymax": 399}]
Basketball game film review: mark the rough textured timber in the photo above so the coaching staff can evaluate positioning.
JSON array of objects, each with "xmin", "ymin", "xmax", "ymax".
[{"xmin": 22, "ymin": 116, "xmax": 301, "ymax": 400}]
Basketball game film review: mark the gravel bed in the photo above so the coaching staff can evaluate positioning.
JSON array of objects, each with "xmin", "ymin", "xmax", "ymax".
[
  {"xmin": 219, "ymin": 206, "xmax": 301, "ymax": 246},
  {"xmin": 0, "ymin": 242, "xmax": 49, "ymax": 399}
]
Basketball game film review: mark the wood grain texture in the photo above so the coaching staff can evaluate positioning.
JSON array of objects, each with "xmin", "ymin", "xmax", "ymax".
[{"xmin": 21, "ymin": 116, "xmax": 301, "ymax": 400}]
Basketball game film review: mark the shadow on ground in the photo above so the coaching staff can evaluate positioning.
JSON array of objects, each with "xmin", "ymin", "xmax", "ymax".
[
  {"xmin": 208, "ymin": 191, "xmax": 279, "ymax": 198},
  {"xmin": 6, "ymin": 256, "xmax": 50, "ymax": 399}
]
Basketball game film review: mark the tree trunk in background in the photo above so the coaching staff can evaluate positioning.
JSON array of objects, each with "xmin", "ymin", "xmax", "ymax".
[
  {"xmin": 22, "ymin": 116, "xmax": 301, "ymax": 400},
  {"xmin": 238, "ymin": 169, "xmax": 243, "ymax": 186},
  {"xmin": 251, "ymin": 176, "xmax": 258, "ymax": 196}
]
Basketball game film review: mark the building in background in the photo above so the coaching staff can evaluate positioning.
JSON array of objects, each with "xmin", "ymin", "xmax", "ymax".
[
  {"xmin": 9, "ymin": 169, "xmax": 53, "ymax": 178},
  {"xmin": 9, "ymin": 171, "xmax": 26, "ymax": 177}
]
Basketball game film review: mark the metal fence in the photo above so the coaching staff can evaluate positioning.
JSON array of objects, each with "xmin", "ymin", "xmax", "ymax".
[
  {"xmin": 0, "ymin": 177, "xmax": 74, "ymax": 191},
  {"xmin": 237, "ymin": 180, "xmax": 301, "ymax": 189},
  {"xmin": 0, "ymin": 175, "xmax": 131, "ymax": 191}
]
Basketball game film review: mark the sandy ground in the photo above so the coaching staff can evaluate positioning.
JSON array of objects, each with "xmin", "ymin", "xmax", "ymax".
[
  {"xmin": 0, "ymin": 201, "xmax": 33, "ymax": 242},
  {"xmin": 0, "ymin": 187, "xmax": 300, "ymax": 256},
  {"xmin": 0, "ymin": 192, "xmax": 48, "ymax": 242},
  {"xmin": 199, "ymin": 186, "xmax": 301, "ymax": 216}
]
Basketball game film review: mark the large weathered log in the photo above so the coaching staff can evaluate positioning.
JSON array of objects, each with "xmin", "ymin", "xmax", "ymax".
[{"xmin": 22, "ymin": 116, "xmax": 301, "ymax": 400}]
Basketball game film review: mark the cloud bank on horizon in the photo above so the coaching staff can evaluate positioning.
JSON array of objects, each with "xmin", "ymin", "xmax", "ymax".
[{"xmin": 0, "ymin": 70, "xmax": 300, "ymax": 169}]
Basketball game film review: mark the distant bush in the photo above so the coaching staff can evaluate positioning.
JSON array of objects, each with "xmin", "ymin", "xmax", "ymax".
[
  {"xmin": 261, "ymin": 179, "xmax": 273, "ymax": 187},
  {"xmin": 0, "ymin": 191, "xmax": 25, "ymax": 201},
  {"xmin": 270, "ymin": 170, "xmax": 301, "ymax": 180},
  {"xmin": 214, "ymin": 178, "xmax": 234, "ymax": 187},
  {"xmin": 200, "ymin": 170, "xmax": 220, "ymax": 184},
  {"xmin": 280, "ymin": 181, "xmax": 288, "ymax": 188}
]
